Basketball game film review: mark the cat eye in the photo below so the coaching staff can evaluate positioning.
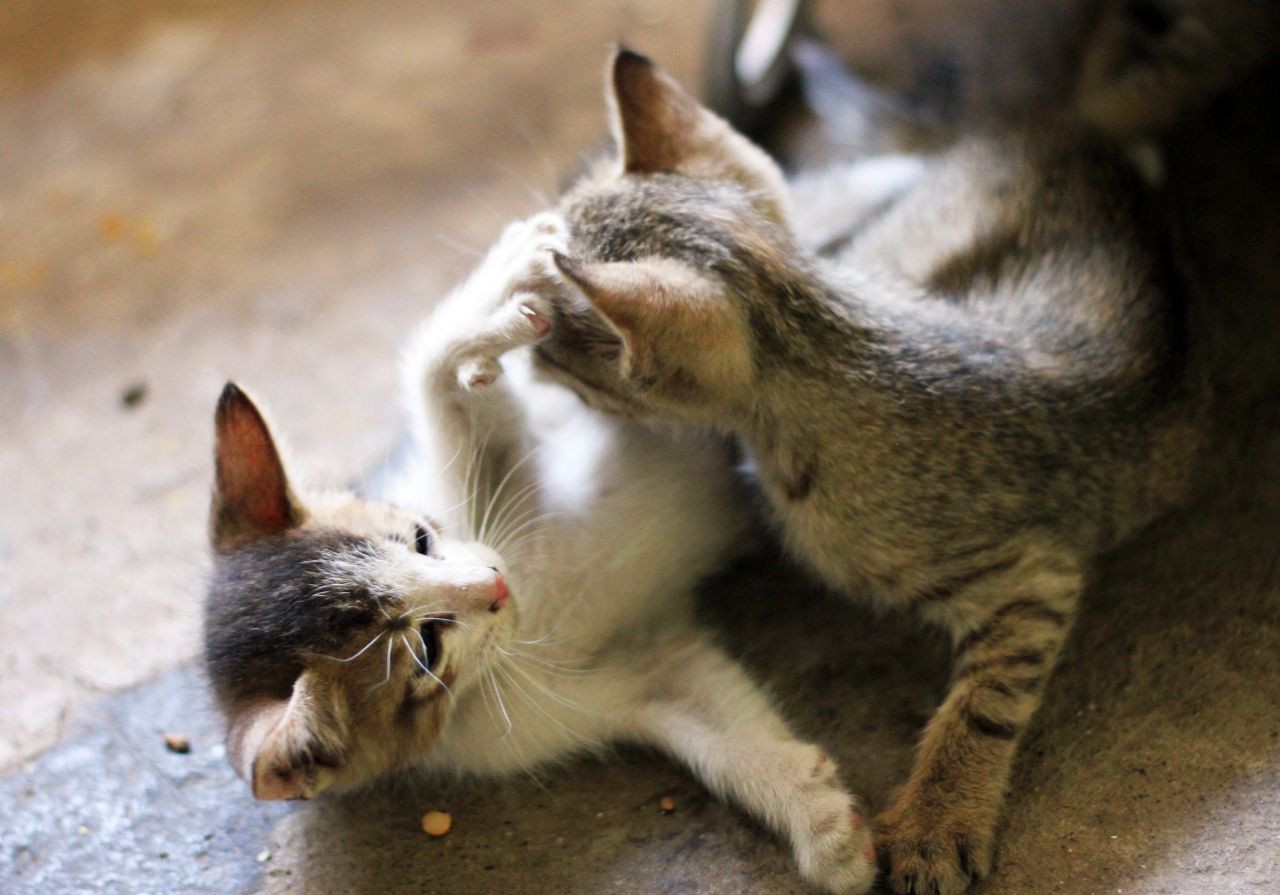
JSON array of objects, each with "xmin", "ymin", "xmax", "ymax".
[
  {"xmin": 413, "ymin": 525, "xmax": 432, "ymax": 556},
  {"xmin": 417, "ymin": 621, "xmax": 442, "ymax": 671}
]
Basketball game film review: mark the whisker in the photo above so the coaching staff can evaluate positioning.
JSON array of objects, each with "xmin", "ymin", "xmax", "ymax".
[
  {"xmin": 494, "ymin": 662, "xmax": 599, "ymax": 748},
  {"xmin": 409, "ymin": 612, "xmax": 471, "ymax": 630},
  {"xmin": 367, "ymin": 635, "xmax": 396, "ymax": 690},
  {"xmin": 401, "ymin": 633, "xmax": 453, "ymax": 699},
  {"xmin": 434, "ymin": 232, "xmax": 484, "ymax": 259},
  {"xmin": 316, "ymin": 630, "xmax": 386, "ymax": 664},
  {"xmin": 477, "ymin": 444, "xmax": 543, "ymax": 543},
  {"xmin": 487, "ymin": 670, "xmax": 514, "ymax": 737},
  {"xmin": 500, "ymin": 656, "xmax": 596, "ymax": 714},
  {"xmin": 495, "ymin": 644, "xmax": 592, "ymax": 677}
]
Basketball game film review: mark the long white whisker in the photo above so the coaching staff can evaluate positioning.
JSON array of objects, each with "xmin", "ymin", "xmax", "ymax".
[
  {"xmin": 500, "ymin": 656, "xmax": 595, "ymax": 714},
  {"xmin": 492, "ymin": 511, "xmax": 564, "ymax": 555},
  {"xmin": 483, "ymin": 477, "xmax": 545, "ymax": 551},
  {"xmin": 487, "ymin": 670, "xmax": 514, "ymax": 737},
  {"xmin": 495, "ymin": 645, "xmax": 592, "ymax": 677},
  {"xmin": 477, "ymin": 445, "xmax": 542, "ymax": 543},
  {"xmin": 494, "ymin": 662, "xmax": 599, "ymax": 748},
  {"xmin": 401, "ymin": 633, "xmax": 453, "ymax": 699},
  {"xmin": 410, "ymin": 612, "xmax": 471, "ymax": 630},
  {"xmin": 368, "ymin": 635, "xmax": 396, "ymax": 690},
  {"xmin": 316, "ymin": 630, "xmax": 386, "ymax": 664}
]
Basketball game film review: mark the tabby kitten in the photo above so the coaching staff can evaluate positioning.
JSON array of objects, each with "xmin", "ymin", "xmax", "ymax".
[
  {"xmin": 533, "ymin": 51, "xmax": 1202, "ymax": 895},
  {"xmin": 204, "ymin": 215, "xmax": 877, "ymax": 893}
]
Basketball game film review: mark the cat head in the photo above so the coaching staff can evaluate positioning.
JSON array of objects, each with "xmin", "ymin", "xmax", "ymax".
[
  {"xmin": 203, "ymin": 384, "xmax": 513, "ymax": 800},
  {"xmin": 535, "ymin": 49, "xmax": 797, "ymax": 422}
]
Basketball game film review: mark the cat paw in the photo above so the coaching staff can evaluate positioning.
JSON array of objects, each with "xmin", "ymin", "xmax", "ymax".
[
  {"xmin": 485, "ymin": 212, "xmax": 569, "ymax": 310},
  {"xmin": 797, "ymin": 790, "xmax": 878, "ymax": 895},
  {"xmin": 450, "ymin": 213, "xmax": 568, "ymax": 388},
  {"xmin": 876, "ymin": 800, "xmax": 994, "ymax": 895}
]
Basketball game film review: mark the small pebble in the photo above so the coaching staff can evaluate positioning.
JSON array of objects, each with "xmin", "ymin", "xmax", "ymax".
[
  {"xmin": 659, "ymin": 796, "xmax": 676, "ymax": 813},
  {"xmin": 121, "ymin": 382, "xmax": 148, "ymax": 410},
  {"xmin": 99, "ymin": 212, "xmax": 128, "ymax": 243},
  {"xmin": 421, "ymin": 811, "xmax": 452, "ymax": 837},
  {"xmin": 163, "ymin": 733, "xmax": 190, "ymax": 754},
  {"xmin": 256, "ymin": 849, "xmax": 271, "ymax": 863}
]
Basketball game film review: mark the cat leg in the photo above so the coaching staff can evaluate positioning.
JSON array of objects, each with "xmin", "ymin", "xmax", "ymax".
[
  {"xmin": 878, "ymin": 547, "xmax": 1084, "ymax": 895},
  {"xmin": 402, "ymin": 212, "xmax": 568, "ymax": 535},
  {"xmin": 629, "ymin": 638, "xmax": 878, "ymax": 895}
]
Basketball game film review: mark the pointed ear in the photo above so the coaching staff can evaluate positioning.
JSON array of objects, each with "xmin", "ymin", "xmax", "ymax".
[
  {"xmin": 607, "ymin": 49, "xmax": 788, "ymax": 222},
  {"xmin": 211, "ymin": 383, "xmax": 303, "ymax": 552},
  {"xmin": 551, "ymin": 251, "xmax": 751, "ymax": 391},
  {"xmin": 551, "ymin": 251, "xmax": 655, "ymax": 344},
  {"xmin": 228, "ymin": 672, "xmax": 339, "ymax": 801}
]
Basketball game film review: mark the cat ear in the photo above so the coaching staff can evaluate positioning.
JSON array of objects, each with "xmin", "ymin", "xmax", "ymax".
[
  {"xmin": 551, "ymin": 251, "xmax": 751, "ymax": 390},
  {"xmin": 211, "ymin": 383, "xmax": 303, "ymax": 552},
  {"xmin": 551, "ymin": 251, "xmax": 658, "ymax": 345},
  {"xmin": 228, "ymin": 671, "xmax": 339, "ymax": 801},
  {"xmin": 607, "ymin": 49, "xmax": 788, "ymax": 221}
]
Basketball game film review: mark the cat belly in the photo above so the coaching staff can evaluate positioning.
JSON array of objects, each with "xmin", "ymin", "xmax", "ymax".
[{"xmin": 768, "ymin": 492, "xmax": 922, "ymax": 607}]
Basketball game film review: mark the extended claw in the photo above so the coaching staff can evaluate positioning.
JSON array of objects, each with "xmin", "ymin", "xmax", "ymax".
[{"xmin": 519, "ymin": 302, "xmax": 551, "ymax": 339}]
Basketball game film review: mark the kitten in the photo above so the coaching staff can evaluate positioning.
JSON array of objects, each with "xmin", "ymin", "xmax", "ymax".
[
  {"xmin": 203, "ymin": 215, "xmax": 878, "ymax": 893},
  {"xmin": 533, "ymin": 51, "xmax": 1203, "ymax": 895}
]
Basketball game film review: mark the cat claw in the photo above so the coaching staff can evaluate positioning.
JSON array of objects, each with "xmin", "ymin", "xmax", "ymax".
[{"xmin": 518, "ymin": 301, "xmax": 551, "ymax": 339}]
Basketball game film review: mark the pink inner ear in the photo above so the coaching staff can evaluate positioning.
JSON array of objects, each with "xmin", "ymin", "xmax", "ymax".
[
  {"xmin": 223, "ymin": 411, "xmax": 292, "ymax": 530},
  {"xmin": 214, "ymin": 386, "xmax": 297, "ymax": 539}
]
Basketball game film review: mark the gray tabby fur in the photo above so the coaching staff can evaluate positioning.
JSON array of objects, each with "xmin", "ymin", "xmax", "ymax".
[{"xmin": 533, "ymin": 50, "xmax": 1206, "ymax": 895}]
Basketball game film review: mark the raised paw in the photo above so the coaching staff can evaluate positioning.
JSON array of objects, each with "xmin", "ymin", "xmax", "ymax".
[
  {"xmin": 876, "ymin": 798, "xmax": 995, "ymax": 895},
  {"xmin": 484, "ymin": 212, "xmax": 570, "ymax": 307},
  {"xmin": 444, "ymin": 213, "xmax": 569, "ymax": 389}
]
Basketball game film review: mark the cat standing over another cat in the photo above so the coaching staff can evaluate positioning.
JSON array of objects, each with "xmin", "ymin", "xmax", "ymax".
[
  {"xmin": 534, "ymin": 51, "xmax": 1204, "ymax": 895},
  {"xmin": 203, "ymin": 214, "xmax": 879, "ymax": 892}
]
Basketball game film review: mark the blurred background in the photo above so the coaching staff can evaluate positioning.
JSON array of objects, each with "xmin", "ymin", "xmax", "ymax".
[{"xmin": 1, "ymin": 2, "xmax": 1277, "ymax": 894}]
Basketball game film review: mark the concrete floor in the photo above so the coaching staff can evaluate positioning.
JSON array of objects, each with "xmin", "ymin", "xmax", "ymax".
[{"xmin": 2, "ymin": 1, "xmax": 1278, "ymax": 894}]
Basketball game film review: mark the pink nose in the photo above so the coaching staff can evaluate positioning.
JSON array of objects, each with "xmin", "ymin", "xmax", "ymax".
[{"xmin": 488, "ymin": 573, "xmax": 509, "ymax": 612}]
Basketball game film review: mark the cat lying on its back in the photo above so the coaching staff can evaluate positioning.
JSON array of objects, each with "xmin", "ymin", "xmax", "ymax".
[
  {"xmin": 533, "ymin": 51, "xmax": 1203, "ymax": 895},
  {"xmin": 203, "ymin": 215, "xmax": 878, "ymax": 892}
]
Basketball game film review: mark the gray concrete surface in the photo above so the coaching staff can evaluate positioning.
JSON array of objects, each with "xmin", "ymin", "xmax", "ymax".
[{"xmin": 2, "ymin": 1, "xmax": 1279, "ymax": 893}]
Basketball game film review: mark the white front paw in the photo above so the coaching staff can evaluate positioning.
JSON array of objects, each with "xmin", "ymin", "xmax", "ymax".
[
  {"xmin": 797, "ymin": 791, "xmax": 878, "ymax": 895},
  {"xmin": 450, "ymin": 213, "xmax": 568, "ymax": 388}
]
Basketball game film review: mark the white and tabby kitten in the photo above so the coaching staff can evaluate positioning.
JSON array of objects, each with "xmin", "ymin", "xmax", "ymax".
[{"xmin": 203, "ymin": 215, "xmax": 878, "ymax": 893}]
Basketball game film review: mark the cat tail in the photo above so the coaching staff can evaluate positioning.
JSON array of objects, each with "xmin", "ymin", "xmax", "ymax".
[{"xmin": 1071, "ymin": 0, "xmax": 1280, "ymax": 140}]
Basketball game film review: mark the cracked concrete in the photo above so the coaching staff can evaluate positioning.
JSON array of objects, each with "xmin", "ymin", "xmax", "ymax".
[{"xmin": 2, "ymin": 1, "xmax": 1278, "ymax": 894}]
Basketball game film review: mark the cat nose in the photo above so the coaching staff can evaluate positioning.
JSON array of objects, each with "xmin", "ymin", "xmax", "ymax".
[{"xmin": 487, "ymin": 567, "xmax": 508, "ymax": 613}]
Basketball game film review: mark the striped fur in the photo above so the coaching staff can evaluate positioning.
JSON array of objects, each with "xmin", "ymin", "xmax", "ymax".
[{"xmin": 533, "ymin": 53, "xmax": 1204, "ymax": 895}]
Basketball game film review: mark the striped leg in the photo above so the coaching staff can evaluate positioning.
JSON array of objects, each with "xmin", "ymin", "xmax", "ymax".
[{"xmin": 878, "ymin": 551, "xmax": 1083, "ymax": 895}]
